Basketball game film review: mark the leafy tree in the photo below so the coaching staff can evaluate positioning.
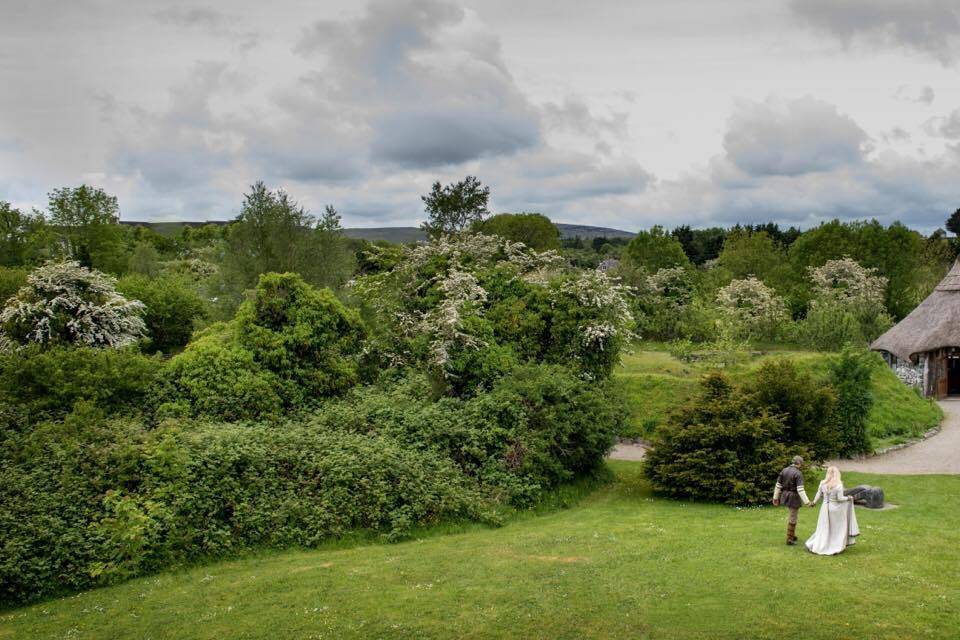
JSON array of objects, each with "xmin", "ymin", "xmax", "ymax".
[
  {"xmin": 717, "ymin": 230, "xmax": 784, "ymax": 282},
  {"xmin": 624, "ymin": 225, "xmax": 690, "ymax": 272},
  {"xmin": 117, "ymin": 274, "xmax": 207, "ymax": 352},
  {"xmin": 127, "ymin": 242, "xmax": 162, "ymax": 277},
  {"xmin": 420, "ymin": 176, "xmax": 490, "ymax": 237},
  {"xmin": 473, "ymin": 212, "xmax": 560, "ymax": 250},
  {"xmin": 0, "ymin": 202, "xmax": 51, "ymax": 267},
  {"xmin": 47, "ymin": 185, "xmax": 130, "ymax": 274},
  {"xmin": 219, "ymin": 182, "xmax": 355, "ymax": 310},
  {"xmin": 671, "ymin": 225, "xmax": 726, "ymax": 265},
  {"xmin": 946, "ymin": 208, "xmax": 960, "ymax": 236},
  {"xmin": 0, "ymin": 261, "xmax": 145, "ymax": 351},
  {"xmin": 716, "ymin": 277, "xmax": 789, "ymax": 341},
  {"xmin": 829, "ymin": 348, "xmax": 875, "ymax": 457}
]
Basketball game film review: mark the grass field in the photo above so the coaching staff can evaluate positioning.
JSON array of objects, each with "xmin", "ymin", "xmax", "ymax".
[
  {"xmin": 614, "ymin": 346, "xmax": 942, "ymax": 450},
  {"xmin": 2, "ymin": 462, "xmax": 957, "ymax": 640}
]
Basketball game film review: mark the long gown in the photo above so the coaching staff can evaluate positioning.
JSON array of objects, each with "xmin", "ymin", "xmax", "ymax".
[{"xmin": 805, "ymin": 481, "xmax": 860, "ymax": 555}]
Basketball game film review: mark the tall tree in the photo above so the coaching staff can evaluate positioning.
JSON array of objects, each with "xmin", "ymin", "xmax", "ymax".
[
  {"xmin": 473, "ymin": 212, "xmax": 560, "ymax": 250},
  {"xmin": 0, "ymin": 202, "xmax": 51, "ymax": 267},
  {"xmin": 47, "ymin": 185, "xmax": 129, "ymax": 273},
  {"xmin": 624, "ymin": 225, "xmax": 690, "ymax": 272},
  {"xmin": 420, "ymin": 176, "xmax": 490, "ymax": 237},
  {"xmin": 219, "ymin": 182, "xmax": 354, "ymax": 312},
  {"xmin": 946, "ymin": 208, "xmax": 960, "ymax": 236}
]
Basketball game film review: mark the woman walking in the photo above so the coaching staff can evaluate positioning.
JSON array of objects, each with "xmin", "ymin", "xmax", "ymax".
[{"xmin": 805, "ymin": 466, "xmax": 860, "ymax": 555}]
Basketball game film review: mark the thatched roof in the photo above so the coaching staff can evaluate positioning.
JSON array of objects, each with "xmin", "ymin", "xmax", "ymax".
[{"xmin": 872, "ymin": 259, "xmax": 960, "ymax": 362}]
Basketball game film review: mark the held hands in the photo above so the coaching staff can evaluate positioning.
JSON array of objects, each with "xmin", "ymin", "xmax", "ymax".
[{"xmin": 772, "ymin": 499, "xmax": 779, "ymax": 506}]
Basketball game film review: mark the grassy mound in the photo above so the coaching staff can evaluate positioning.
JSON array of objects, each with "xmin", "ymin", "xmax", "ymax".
[
  {"xmin": 615, "ymin": 346, "xmax": 942, "ymax": 451},
  {"xmin": 2, "ymin": 463, "xmax": 957, "ymax": 640}
]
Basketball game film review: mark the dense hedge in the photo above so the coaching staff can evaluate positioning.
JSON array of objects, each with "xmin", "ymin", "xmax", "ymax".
[
  {"xmin": 0, "ymin": 412, "xmax": 489, "ymax": 605},
  {"xmin": 0, "ymin": 345, "xmax": 161, "ymax": 422}
]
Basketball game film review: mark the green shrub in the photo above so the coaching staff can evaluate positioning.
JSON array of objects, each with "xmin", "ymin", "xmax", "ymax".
[
  {"xmin": 117, "ymin": 273, "xmax": 207, "ymax": 352},
  {"xmin": 155, "ymin": 329, "xmax": 284, "ymax": 421},
  {"xmin": 0, "ymin": 345, "xmax": 161, "ymax": 422},
  {"xmin": 0, "ymin": 413, "xmax": 488, "ymax": 606},
  {"xmin": 643, "ymin": 372, "xmax": 795, "ymax": 505},
  {"xmin": 748, "ymin": 359, "xmax": 838, "ymax": 459},
  {"xmin": 0, "ymin": 266, "xmax": 28, "ymax": 303},
  {"xmin": 159, "ymin": 273, "xmax": 366, "ymax": 419},
  {"xmin": 829, "ymin": 347, "xmax": 874, "ymax": 456},
  {"xmin": 303, "ymin": 364, "xmax": 623, "ymax": 505}
]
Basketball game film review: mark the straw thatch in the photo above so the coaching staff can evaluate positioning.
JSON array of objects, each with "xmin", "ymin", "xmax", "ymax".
[{"xmin": 871, "ymin": 259, "xmax": 960, "ymax": 362}]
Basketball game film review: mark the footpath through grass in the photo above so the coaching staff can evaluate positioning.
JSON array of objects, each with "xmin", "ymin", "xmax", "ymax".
[
  {"xmin": 3, "ymin": 462, "xmax": 957, "ymax": 640},
  {"xmin": 615, "ymin": 345, "xmax": 942, "ymax": 450}
]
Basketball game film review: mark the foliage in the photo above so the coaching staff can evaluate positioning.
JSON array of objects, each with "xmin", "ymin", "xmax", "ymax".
[
  {"xmin": 117, "ymin": 274, "xmax": 207, "ymax": 352},
  {"xmin": 829, "ymin": 347, "xmax": 875, "ymax": 456},
  {"xmin": 47, "ymin": 185, "xmax": 130, "ymax": 274},
  {"xmin": 717, "ymin": 230, "xmax": 784, "ymax": 282},
  {"xmin": 126, "ymin": 241, "xmax": 162, "ymax": 277},
  {"xmin": 473, "ymin": 213, "xmax": 561, "ymax": 250},
  {"xmin": 643, "ymin": 371, "xmax": 794, "ymax": 504},
  {"xmin": 0, "ymin": 202, "xmax": 51, "ymax": 267},
  {"xmin": 798, "ymin": 257, "xmax": 893, "ymax": 350},
  {"xmin": 0, "ymin": 261, "xmax": 145, "ymax": 352},
  {"xmin": 218, "ymin": 182, "xmax": 355, "ymax": 312},
  {"xmin": 352, "ymin": 234, "xmax": 634, "ymax": 393},
  {"xmin": 0, "ymin": 266, "xmax": 29, "ymax": 302},
  {"xmin": 671, "ymin": 225, "xmax": 727, "ymax": 265},
  {"xmin": 420, "ymin": 175, "xmax": 490, "ymax": 238},
  {"xmin": 0, "ymin": 413, "xmax": 487, "ymax": 605},
  {"xmin": 159, "ymin": 272, "xmax": 366, "ymax": 419},
  {"xmin": 630, "ymin": 265, "xmax": 700, "ymax": 341},
  {"xmin": 748, "ymin": 359, "xmax": 838, "ymax": 459},
  {"xmin": 0, "ymin": 345, "xmax": 161, "ymax": 421},
  {"xmin": 624, "ymin": 225, "xmax": 690, "ymax": 272},
  {"xmin": 716, "ymin": 276, "xmax": 789, "ymax": 341},
  {"xmin": 947, "ymin": 207, "xmax": 960, "ymax": 236}
]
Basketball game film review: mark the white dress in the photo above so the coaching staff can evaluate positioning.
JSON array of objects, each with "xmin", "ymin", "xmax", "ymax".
[{"xmin": 805, "ymin": 481, "xmax": 860, "ymax": 555}]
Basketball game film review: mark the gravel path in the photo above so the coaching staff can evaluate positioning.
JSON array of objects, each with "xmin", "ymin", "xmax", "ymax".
[
  {"xmin": 609, "ymin": 399, "xmax": 960, "ymax": 474},
  {"xmin": 830, "ymin": 399, "xmax": 960, "ymax": 475}
]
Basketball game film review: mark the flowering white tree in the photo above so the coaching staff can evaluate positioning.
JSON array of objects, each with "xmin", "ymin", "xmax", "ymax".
[
  {"xmin": 716, "ymin": 276, "xmax": 788, "ymax": 340},
  {"xmin": 800, "ymin": 257, "xmax": 892, "ymax": 350},
  {"xmin": 0, "ymin": 261, "xmax": 145, "ymax": 352},
  {"xmin": 351, "ymin": 233, "xmax": 634, "ymax": 384}
]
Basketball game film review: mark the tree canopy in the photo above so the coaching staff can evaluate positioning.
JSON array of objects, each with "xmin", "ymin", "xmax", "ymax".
[
  {"xmin": 473, "ymin": 212, "xmax": 560, "ymax": 250},
  {"xmin": 420, "ymin": 176, "xmax": 490, "ymax": 237}
]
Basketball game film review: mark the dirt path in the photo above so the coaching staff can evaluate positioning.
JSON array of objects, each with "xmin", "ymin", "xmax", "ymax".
[
  {"xmin": 609, "ymin": 399, "xmax": 960, "ymax": 474},
  {"xmin": 830, "ymin": 399, "xmax": 960, "ymax": 475}
]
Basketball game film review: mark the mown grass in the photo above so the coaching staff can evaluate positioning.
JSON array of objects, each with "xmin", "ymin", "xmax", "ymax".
[
  {"xmin": 2, "ymin": 462, "xmax": 957, "ymax": 640},
  {"xmin": 615, "ymin": 345, "xmax": 942, "ymax": 449}
]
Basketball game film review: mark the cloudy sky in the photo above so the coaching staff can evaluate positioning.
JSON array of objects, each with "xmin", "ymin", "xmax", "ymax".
[{"xmin": 3, "ymin": 0, "xmax": 960, "ymax": 231}]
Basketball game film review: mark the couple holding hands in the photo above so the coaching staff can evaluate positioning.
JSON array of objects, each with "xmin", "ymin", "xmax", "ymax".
[{"xmin": 773, "ymin": 455, "xmax": 860, "ymax": 555}]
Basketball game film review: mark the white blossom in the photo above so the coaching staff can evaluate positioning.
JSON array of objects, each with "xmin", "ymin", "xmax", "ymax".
[{"xmin": 0, "ymin": 261, "xmax": 146, "ymax": 351}]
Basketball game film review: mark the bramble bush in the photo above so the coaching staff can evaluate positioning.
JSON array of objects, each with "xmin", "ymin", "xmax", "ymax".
[
  {"xmin": 0, "ymin": 345, "xmax": 161, "ymax": 422},
  {"xmin": 0, "ymin": 411, "xmax": 490, "ymax": 605}
]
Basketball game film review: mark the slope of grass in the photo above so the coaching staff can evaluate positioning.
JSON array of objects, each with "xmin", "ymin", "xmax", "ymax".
[
  {"xmin": 2, "ymin": 462, "xmax": 957, "ymax": 640},
  {"xmin": 614, "ymin": 345, "xmax": 942, "ymax": 449}
]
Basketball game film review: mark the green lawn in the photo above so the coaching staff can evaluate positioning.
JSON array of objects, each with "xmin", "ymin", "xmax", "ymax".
[
  {"xmin": 3, "ymin": 462, "xmax": 957, "ymax": 640},
  {"xmin": 615, "ymin": 346, "xmax": 942, "ymax": 449}
]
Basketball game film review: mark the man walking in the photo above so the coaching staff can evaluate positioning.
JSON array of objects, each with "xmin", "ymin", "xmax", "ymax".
[{"xmin": 772, "ymin": 455, "xmax": 811, "ymax": 545}]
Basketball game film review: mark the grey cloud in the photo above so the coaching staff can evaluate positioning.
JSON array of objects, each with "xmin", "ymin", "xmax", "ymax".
[
  {"xmin": 790, "ymin": 0, "xmax": 960, "ymax": 65},
  {"xmin": 893, "ymin": 84, "xmax": 936, "ymax": 104},
  {"xmin": 924, "ymin": 109, "xmax": 960, "ymax": 139},
  {"xmin": 293, "ymin": 0, "xmax": 542, "ymax": 169},
  {"xmin": 154, "ymin": 7, "xmax": 259, "ymax": 50},
  {"xmin": 542, "ymin": 97, "xmax": 628, "ymax": 137},
  {"xmin": 723, "ymin": 96, "xmax": 868, "ymax": 176}
]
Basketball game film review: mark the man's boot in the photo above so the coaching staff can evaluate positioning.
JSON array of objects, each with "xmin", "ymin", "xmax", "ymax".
[{"xmin": 786, "ymin": 521, "xmax": 797, "ymax": 545}]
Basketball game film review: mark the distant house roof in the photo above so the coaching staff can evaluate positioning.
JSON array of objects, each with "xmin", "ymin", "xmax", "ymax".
[
  {"xmin": 872, "ymin": 259, "xmax": 960, "ymax": 362},
  {"xmin": 597, "ymin": 258, "xmax": 620, "ymax": 272}
]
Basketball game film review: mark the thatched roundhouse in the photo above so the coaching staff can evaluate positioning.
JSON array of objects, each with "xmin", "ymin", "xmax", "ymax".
[{"xmin": 872, "ymin": 260, "xmax": 960, "ymax": 398}]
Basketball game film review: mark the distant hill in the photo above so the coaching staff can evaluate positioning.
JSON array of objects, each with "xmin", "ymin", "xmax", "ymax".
[{"xmin": 121, "ymin": 221, "xmax": 635, "ymax": 243}]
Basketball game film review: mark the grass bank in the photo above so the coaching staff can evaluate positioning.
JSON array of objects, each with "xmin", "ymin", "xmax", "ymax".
[
  {"xmin": 2, "ymin": 462, "xmax": 957, "ymax": 640},
  {"xmin": 615, "ymin": 345, "xmax": 942, "ymax": 450}
]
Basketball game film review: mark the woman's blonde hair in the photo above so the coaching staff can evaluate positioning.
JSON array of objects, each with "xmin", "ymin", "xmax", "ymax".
[{"xmin": 823, "ymin": 466, "xmax": 842, "ymax": 489}]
